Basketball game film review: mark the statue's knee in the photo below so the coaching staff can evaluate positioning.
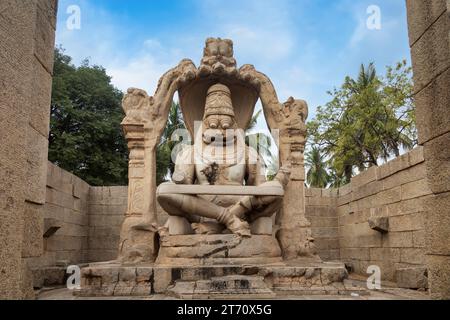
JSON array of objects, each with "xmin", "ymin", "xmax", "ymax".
[
  {"xmin": 156, "ymin": 192, "xmax": 169, "ymax": 205},
  {"xmin": 156, "ymin": 193, "xmax": 183, "ymax": 211},
  {"xmin": 274, "ymin": 196, "xmax": 283, "ymax": 207}
]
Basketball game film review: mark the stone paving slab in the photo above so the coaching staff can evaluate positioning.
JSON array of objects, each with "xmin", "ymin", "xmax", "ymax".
[{"xmin": 37, "ymin": 287, "xmax": 430, "ymax": 300}]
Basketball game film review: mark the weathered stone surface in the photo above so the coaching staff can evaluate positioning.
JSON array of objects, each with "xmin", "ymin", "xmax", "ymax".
[
  {"xmin": 22, "ymin": 202, "xmax": 44, "ymax": 258},
  {"xmin": 368, "ymin": 217, "xmax": 389, "ymax": 233},
  {"xmin": 396, "ymin": 267, "xmax": 428, "ymax": 289},
  {"xmin": 168, "ymin": 216, "xmax": 193, "ymax": 235},
  {"xmin": 33, "ymin": 0, "xmax": 57, "ymax": 73},
  {"xmin": 0, "ymin": 0, "xmax": 56, "ymax": 299},
  {"xmin": 402, "ymin": 179, "xmax": 432, "ymax": 201},
  {"xmin": 43, "ymin": 217, "xmax": 61, "ymax": 238},
  {"xmin": 116, "ymin": 38, "xmax": 314, "ymax": 262},
  {"xmin": 32, "ymin": 267, "xmax": 66, "ymax": 288},
  {"xmin": 78, "ymin": 261, "xmax": 347, "ymax": 297},
  {"xmin": 382, "ymin": 163, "xmax": 426, "ymax": 191},
  {"xmin": 423, "ymin": 132, "xmax": 450, "ymax": 194},
  {"xmin": 29, "ymin": 59, "xmax": 52, "ymax": 137},
  {"xmin": 416, "ymin": 70, "xmax": 450, "ymax": 145},
  {"xmin": 377, "ymin": 153, "xmax": 410, "ymax": 180},
  {"xmin": 339, "ymin": 223, "xmax": 382, "ymax": 248},
  {"xmin": 424, "ymin": 192, "xmax": 450, "ymax": 256},
  {"xmin": 410, "ymin": 11, "xmax": 450, "ymax": 94},
  {"xmin": 389, "ymin": 212, "xmax": 424, "ymax": 232},
  {"xmin": 400, "ymin": 248, "xmax": 426, "ymax": 265},
  {"xmin": 406, "ymin": 0, "xmax": 447, "ymax": 45},
  {"xmin": 157, "ymin": 234, "xmax": 282, "ymax": 265},
  {"xmin": 382, "ymin": 232, "xmax": 414, "ymax": 248},
  {"xmin": 25, "ymin": 127, "xmax": 48, "ymax": 204},
  {"xmin": 21, "ymin": 261, "xmax": 36, "ymax": 300},
  {"xmin": 169, "ymin": 275, "xmax": 276, "ymax": 299},
  {"xmin": 351, "ymin": 166, "xmax": 378, "ymax": 191},
  {"xmin": 250, "ymin": 217, "xmax": 273, "ymax": 235},
  {"xmin": 341, "ymin": 248, "xmax": 370, "ymax": 261},
  {"xmin": 408, "ymin": 146, "xmax": 425, "ymax": 166},
  {"xmin": 376, "ymin": 186, "xmax": 402, "ymax": 206},
  {"xmin": 426, "ymin": 255, "xmax": 450, "ymax": 300},
  {"xmin": 369, "ymin": 248, "xmax": 400, "ymax": 262}
]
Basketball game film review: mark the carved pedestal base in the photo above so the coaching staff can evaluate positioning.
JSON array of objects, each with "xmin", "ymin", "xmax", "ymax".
[
  {"xmin": 76, "ymin": 260, "xmax": 352, "ymax": 298},
  {"xmin": 168, "ymin": 216, "xmax": 194, "ymax": 235},
  {"xmin": 118, "ymin": 216, "xmax": 159, "ymax": 264},
  {"xmin": 156, "ymin": 234, "xmax": 282, "ymax": 266}
]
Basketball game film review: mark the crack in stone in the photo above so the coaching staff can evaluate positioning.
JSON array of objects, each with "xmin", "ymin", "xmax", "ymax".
[
  {"xmin": 149, "ymin": 269, "xmax": 155, "ymax": 294},
  {"xmin": 112, "ymin": 272, "xmax": 120, "ymax": 296},
  {"xmin": 201, "ymin": 237, "xmax": 243, "ymax": 259}
]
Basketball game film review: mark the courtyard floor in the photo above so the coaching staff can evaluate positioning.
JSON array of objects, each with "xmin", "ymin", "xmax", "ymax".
[{"xmin": 37, "ymin": 277, "xmax": 430, "ymax": 300}]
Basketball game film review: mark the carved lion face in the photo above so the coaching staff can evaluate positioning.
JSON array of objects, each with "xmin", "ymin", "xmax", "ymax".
[
  {"xmin": 204, "ymin": 38, "xmax": 234, "ymax": 58},
  {"xmin": 202, "ymin": 114, "xmax": 238, "ymax": 146},
  {"xmin": 283, "ymin": 98, "xmax": 308, "ymax": 124}
]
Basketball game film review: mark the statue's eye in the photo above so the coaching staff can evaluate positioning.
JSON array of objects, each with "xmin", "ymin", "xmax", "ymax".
[
  {"xmin": 209, "ymin": 120, "xmax": 218, "ymax": 128},
  {"xmin": 220, "ymin": 116, "xmax": 233, "ymax": 129},
  {"xmin": 221, "ymin": 121, "xmax": 230, "ymax": 129}
]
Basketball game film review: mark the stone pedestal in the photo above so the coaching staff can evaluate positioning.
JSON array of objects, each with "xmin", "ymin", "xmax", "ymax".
[
  {"xmin": 250, "ymin": 217, "xmax": 272, "ymax": 235},
  {"xmin": 156, "ymin": 234, "xmax": 282, "ymax": 266},
  {"xmin": 168, "ymin": 216, "xmax": 194, "ymax": 235},
  {"xmin": 77, "ymin": 260, "xmax": 350, "ymax": 298}
]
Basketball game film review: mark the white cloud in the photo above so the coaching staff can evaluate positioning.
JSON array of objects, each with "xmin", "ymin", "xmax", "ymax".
[
  {"xmin": 108, "ymin": 54, "xmax": 169, "ymax": 94},
  {"xmin": 54, "ymin": 0, "xmax": 410, "ymax": 126}
]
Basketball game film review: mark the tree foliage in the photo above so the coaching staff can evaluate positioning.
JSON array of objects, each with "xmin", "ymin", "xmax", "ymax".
[
  {"xmin": 307, "ymin": 60, "xmax": 416, "ymax": 183},
  {"xmin": 156, "ymin": 102, "xmax": 186, "ymax": 185},
  {"xmin": 305, "ymin": 147, "xmax": 330, "ymax": 188},
  {"xmin": 49, "ymin": 48, "xmax": 128, "ymax": 186}
]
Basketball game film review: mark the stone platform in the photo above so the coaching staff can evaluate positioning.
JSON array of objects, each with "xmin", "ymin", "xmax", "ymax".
[
  {"xmin": 76, "ymin": 260, "xmax": 355, "ymax": 298},
  {"xmin": 156, "ymin": 234, "xmax": 283, "ymax": 265}
]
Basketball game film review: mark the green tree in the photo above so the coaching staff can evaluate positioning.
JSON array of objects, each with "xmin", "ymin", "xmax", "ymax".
[
  {"xmin": 49, "ymin": 48, "xmax": 128, "ymax": 186},
  {"xmin": 308, "ymin": 60, "xmax": 416, "ymax": 183},
  {"xmin": 156, "ymin": 102, "xmax": 186, "ymax": 185},
  {"xmin": 327, "ymin": 168, "xmax": 349, "ymax": 188},
  {"xmin": 305, "ymin": 147, "xmax": 330, "ymax": 188}
]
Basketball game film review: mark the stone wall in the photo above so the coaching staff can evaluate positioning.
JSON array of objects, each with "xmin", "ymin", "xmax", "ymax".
[
  {"xmin": 88, "ymin": 187, "xmax": 127, "ymax": 262},
  {"xmin": 406, "ymin": 0, "xmax": 450, "ymax": 299},
  {"xmin": 85, "ymin": 186, "xmax": 342, "ymax": 263},
  {"xmin": 14, "ymin": 150, "xmax": 437, "ymax": 291},
  {"xmin": 30, "ymin": 166, "xmax": 127, "ymax": 266},
  {"xmin": 37, "ymin": 162, "xmax": 90, "ymax": 267},
  {"xmin": 27, "ymin": 165, "xmax": 127, "ymax": 287},
  {"xmin": 0, "ymin": 0, "xmax": 57, "ymax": 299},
  {"xmin": 337, "ymin": 147, "xmax": 431, "ymax": 284},
  {"xmin": 305, "ymin": 189, "xmax": 339, "ymax": 261}
]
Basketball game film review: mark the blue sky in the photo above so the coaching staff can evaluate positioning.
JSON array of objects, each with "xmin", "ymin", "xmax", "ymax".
[{"xmin": 56, "ymin": 0, "xmax": 411, "ymax": 133}]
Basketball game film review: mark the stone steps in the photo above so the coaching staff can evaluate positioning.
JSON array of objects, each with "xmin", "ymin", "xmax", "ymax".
[
  {"xmin": 167, "ymin": 275, "xmax": 276, "ymax": 299},
  {"xmin": 78, "ymin": 261, "xmax": 351, "ymax": 298}
]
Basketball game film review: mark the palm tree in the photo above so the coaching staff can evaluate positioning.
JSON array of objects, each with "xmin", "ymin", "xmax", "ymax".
[
  {"xmin": 156, "ymin": 102, "xmax": 186, "ymax": 184},
  {"xmin": 266, "ymin": 154, "xmax": 279, "ymax": 181},
  {"xmin": 328, "ymin": 168, "xmax": 349, "ymax": 188},
  {"xmin": 348, "ymin": 62, "xmax": 377, "ymax": 93},
  {"xmin": 306, "ymin": 147, "xmax": 330, "ymax": 188},
  {"xmin": 245, "ymin": 109, "xmax": 274, "ymax": 160}
]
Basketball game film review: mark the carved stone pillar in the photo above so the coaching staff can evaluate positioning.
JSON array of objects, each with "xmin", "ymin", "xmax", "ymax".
[
  {"xmin": 117, "ymin": 60, "xmax": 197, "ymax": 263},
  {"xmin": 277, "ymin": 126, "xmax": 316, "ymax": 259},
  {"xmin": 118, "ymin": 123, "xmax": 159, "ymax": 263},
  {"xmin": 239, "ymin": 65, "xmax": 317, "ymax": 259}
]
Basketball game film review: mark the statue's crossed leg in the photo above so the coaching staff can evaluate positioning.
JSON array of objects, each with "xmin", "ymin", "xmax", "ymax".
[{"xmin": 157, "ymin": 192, "xmax": 284, "ymax": 238}]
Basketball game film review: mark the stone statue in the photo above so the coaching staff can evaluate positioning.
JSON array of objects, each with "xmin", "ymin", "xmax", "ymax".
[
  {"xmin": 79, "ymin": 38, "xmax": 350, "ymax": 298},
  {"xmin": 157, "ymin": 83, "xmax": 290, "ymax": 237},
  {"xmin": 117, "ymin": 37, "xmax": 314, "ymax": 263}
]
